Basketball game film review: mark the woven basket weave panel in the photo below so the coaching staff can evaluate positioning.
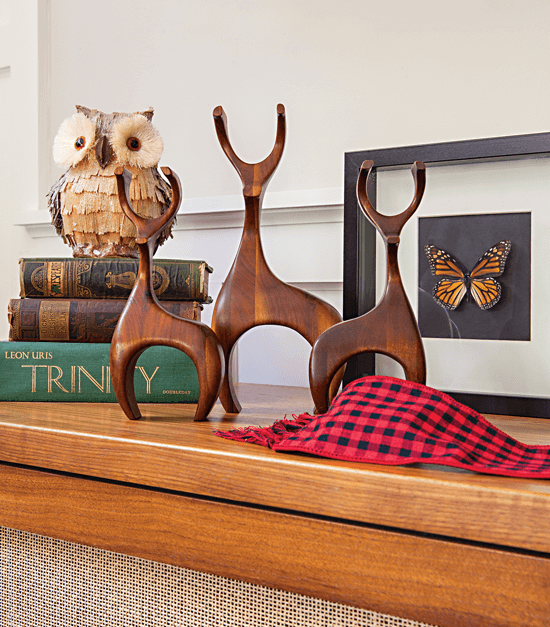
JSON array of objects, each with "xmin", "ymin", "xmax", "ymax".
[{"xmin": 0, "ymin": 526, "xmax": 438, "ymax": 627}]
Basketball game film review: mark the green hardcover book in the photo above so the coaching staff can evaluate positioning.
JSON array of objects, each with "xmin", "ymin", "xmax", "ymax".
[
  {"xmin": 19, "ymin": 257, "xmax": 213, "ymax": 302},
  {"xmin": 0, "ymin": 342, "xmax": 198, "ymax": 403}
]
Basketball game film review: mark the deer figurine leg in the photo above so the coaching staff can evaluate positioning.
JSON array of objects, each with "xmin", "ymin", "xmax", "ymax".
[
  {"xmin": 110, "ymin": 344, "xmax": 144, "ymax": 420},
  {"xmin": 211, "ymin": 105, "xmax": 344, "ymax": 414},
  {"xmin": 310, "ymin": 161, "xmax": 427, "ymax": 414},
  {"xmin": 110, "ymin": 166, "xmax": 224, "ymax": 421}
]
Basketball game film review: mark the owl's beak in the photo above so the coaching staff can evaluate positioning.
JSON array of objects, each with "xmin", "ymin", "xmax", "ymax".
[{"xmin": 95, "ymin": 135, "xmax": 112, "ymax": 169}]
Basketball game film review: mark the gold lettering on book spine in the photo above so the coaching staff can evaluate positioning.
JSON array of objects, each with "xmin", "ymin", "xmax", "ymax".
[
  {"xmin": 46, "ymin": 261, "xmax": 64, "ymax": 297},
  {"xmin": 137, "ymin": 366, "xmax": 159, "ymax": 394},
  {"xmin": 29, "ymin": 262, "xmax": 71, "ymax": 297},
  {"xmin": 18, "ymin": 363, "xmax": 169, "ymax": 396},
  {"xmin": 77, "ymin": 366, "xmax": 107, "ymax": 393},
  {"xmin": 21, "ymin": 364, "xmax": 48, "ymax": 392},
  {"xmin": 48, "ymin": 365, "xmax": 70, "ymax": 393},
  {"xmin": 39, "ymin": 301, "xmax": 71, "ymax": 341}
]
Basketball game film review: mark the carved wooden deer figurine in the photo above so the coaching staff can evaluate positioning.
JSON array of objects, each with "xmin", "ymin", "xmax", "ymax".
[
  {"xmin": 110, "ymin": 166, "xmax": 224, "ymax": 421},
  {"xmin": 309, "ymin": 160, "xmax": 427, "ymax": 413},
  {"xmin": 211, "ymin": 104, "xmax": 344, "ymax": 413}
]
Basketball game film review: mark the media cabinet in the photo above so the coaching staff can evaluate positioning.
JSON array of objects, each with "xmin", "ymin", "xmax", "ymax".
[{"xmin": 0, "ymin": 383, "xmax": 548, "ymax": 626}]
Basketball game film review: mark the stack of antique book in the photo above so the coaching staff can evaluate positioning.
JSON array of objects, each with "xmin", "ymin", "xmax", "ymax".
[{"xmin": 2, "ymin": 257, "xmax": 213, "ymax": 403}]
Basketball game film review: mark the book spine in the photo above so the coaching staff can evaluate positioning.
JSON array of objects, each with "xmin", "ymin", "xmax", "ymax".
[
  {"xmin": 0, "ymin": 342, "xmax": 198, "ymax": 403},
  {"xmin": 8, "ymin": 299, "xmax": 202, "ymax": 343},
  {"xmin": 18, "ymin": 258, "xmax": 213, "ymax": 302}
]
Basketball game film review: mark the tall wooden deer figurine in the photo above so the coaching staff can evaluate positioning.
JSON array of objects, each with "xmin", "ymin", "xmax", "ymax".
[
  {"xmin": 110, "ymin": 166, "xmax": 224, "ymax": 421},
  {"xmin": 309, "ymin": 160, "xmax": 427, "ymax": 413},
  {"xmin": 211, "ymin": 104, "xmax": 344, "ymax": 413}
]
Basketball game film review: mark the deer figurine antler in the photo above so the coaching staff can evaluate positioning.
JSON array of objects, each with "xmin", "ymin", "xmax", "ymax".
[
  {"xmin": 211, "ymin": 104, "xmax": 344, "ymax": 413},
  {"xmin": 110, "ymin": 166, "xmax": 224, "ymax": 421},
  {"xmin": 309, "ymin": 160, "xmax": 427, "ymax": 413}
]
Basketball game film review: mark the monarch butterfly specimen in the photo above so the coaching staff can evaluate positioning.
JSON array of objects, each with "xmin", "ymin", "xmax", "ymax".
[{"xmin": 425, "ymin": 241, "xmax": 511, "ymax": 310}]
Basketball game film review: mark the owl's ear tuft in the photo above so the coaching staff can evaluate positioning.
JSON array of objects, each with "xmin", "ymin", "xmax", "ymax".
[
  {"xmin": 53, "ymin": 112, "xmax": 96, "ymax": 168},
  {"xmin": 139, "ymin": 108, "xmax": 154, "ymax": 121},
  {"xmin": 110, "ymin": 114, "xmax": 163, "ymax": 168},
  {"xmin": 75, "ymin": 105, "xmax": 93, "ymax": 118}
]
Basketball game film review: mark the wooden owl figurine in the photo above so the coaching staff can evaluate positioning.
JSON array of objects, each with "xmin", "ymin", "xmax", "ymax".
[{"xmin": 47, "ymin": 105, "xmax": 174, "ymax": 258}]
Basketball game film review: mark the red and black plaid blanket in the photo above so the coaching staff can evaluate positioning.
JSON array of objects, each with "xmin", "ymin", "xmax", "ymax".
[{"xmin": 215, "ymin": 376, "xmax": 550, "ymax": 478}]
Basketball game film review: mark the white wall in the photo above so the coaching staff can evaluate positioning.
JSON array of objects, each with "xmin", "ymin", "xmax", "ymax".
[
  {"xmin": 46, "ymin": 0, "xmax": 550, "ymax": 191},
  {"xmin": 2, "ymin": 0, "xmax": 550, "ymax": 387}
]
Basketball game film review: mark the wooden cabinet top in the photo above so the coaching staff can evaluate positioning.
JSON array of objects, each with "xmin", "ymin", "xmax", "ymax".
[{"xmin": 1, "ymin": 383, "xmax": 549, "ymax": 554}]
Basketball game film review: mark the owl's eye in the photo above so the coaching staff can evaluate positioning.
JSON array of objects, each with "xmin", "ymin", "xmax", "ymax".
[
  {"xmin": 127, "ymin": 137, "xmax": 141, "ymax": 151},
  {"xmin": 110, "ymin": 113, "xmax": 163, "ymax": 168},
  {"xmin": 53, "ymin": 112, "xmax": 96, "ymax": 168}
]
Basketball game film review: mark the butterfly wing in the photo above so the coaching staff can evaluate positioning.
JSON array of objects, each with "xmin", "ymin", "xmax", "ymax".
[
  {"xmin": 425, "ymin": 245, "xmax": 467, "ymax": 309},
  {"xmin": 432, "ymin": 278, "xmax": 468, "ymax": 310},
  {"xmin": 470, "ymin": 277, "xmax": 502, "ymax": 309},
  {"xmin": 469, "ymin": 241, "xmax": 511, "ymax": 278},
  {"xmin": 425, "ymin": 245, "xmax": 466, "ymax": 279},
  {"xmin": 468, "ymin": 241, "xmax": 510, "ymax": 309}
]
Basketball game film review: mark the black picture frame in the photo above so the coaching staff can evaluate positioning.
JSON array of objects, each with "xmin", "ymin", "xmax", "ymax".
[{"xmin": 343, "ymin": 131, "xmax": 550, "ymax": 417}]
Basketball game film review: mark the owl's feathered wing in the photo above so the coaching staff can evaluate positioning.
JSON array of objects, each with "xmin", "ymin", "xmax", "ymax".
[
  {"xmin": 47, "ymin": 162, "xmax": 175, "ymax": 254},
  {"xmin": 151, "ymin": 167, "xmax": 174, "ymax": 249},
  {"xmin": 47, "ymin": 171, "xmax": 69, "ymax": 239}
]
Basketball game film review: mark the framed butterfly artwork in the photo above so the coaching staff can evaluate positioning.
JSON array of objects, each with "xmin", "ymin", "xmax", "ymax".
[
  {"xmin": 424, "ymin": 240, "xmax": 511, "ymax": 311},
  {"xmin": 417, "ymin": 212, "xmax": 531, "ymax": 341},
  {"xmin": 344, "ymin": 132, "xmax": 549, "ymax": 417}
]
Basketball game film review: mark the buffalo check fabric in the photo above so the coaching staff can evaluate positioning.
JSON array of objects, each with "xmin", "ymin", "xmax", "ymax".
[{"xmin": 215, "ymin": 376, "xmax": 550, "ymax": 478}]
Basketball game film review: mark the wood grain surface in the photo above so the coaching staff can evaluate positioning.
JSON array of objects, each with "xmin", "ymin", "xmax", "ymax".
[
  {"xmin": 109, "ymin": 166, "xmax": 224, "ymax": 421},
  {"xmin": 1, "ymin": 463, "xmax": 548, "ymax": 627},
  {"xmin": 310, "ymin": 160, "xmax": 427, "ymax": 412},
  {"xmin": 0, "ymin": 384, "xmax": 549, "ymax": 555},
  {"xmin": 211, "ymin": 105, "xmax": 343, "ymax": 414}
]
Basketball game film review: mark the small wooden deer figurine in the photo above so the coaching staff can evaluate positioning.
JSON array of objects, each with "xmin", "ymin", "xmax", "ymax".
[
  {"xmin": 211, "ymin": 104, "xmax": 344, "ymax": 413},
  {"xmin": 110, "ymin": 166, "xmax": 224, "ymax": 421},
  {"xmin": 309, "ymin": 160, "xmax": 427, "ymax": 413}
]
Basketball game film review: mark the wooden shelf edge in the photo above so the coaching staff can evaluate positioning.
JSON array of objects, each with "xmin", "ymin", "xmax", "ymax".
[
  {"xmin": 0, "ymin": 385, "xmax": 549, "ymax": 555},
  {"xmin": 1, "ymin": 464, "xmax": 548, "ymax": 627}
]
